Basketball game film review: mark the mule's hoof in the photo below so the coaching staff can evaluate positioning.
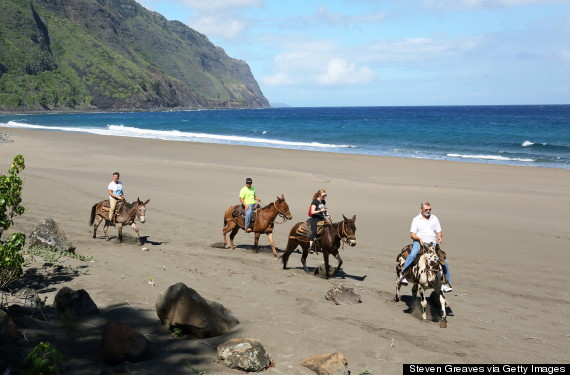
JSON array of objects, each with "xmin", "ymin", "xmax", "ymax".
[
  {"xmin": 439, "ymin": 321, "xmax": 448, "ymax": 328},
  {"xmin": 394, "ymin": 297, "xmax": 400, "ymax": 302}
]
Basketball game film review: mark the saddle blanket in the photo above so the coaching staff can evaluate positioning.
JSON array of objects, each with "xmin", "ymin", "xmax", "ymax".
[{"xmin": 294, "ymin": 220, "xmax": 327, "ymax": 238}]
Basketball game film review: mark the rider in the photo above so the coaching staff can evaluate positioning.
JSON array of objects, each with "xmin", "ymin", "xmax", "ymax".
[
  {"xmin": 108, "ymin": 172, "xmax": 125, "ymax": 224},
  {"xmin": 308, "ymin": 189, "xmax": 328, "ymax": 253},
  {"xmin": 239, "ymin": 177, "xmax": 261, "ymax": 233},
  {"xmin": 399, "ymin": 201, "xmax": 453, "ymax": 293}
]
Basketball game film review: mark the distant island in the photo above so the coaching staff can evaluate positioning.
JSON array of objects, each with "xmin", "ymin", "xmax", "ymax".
[{"xmin": 0, "ymin": 0, "xmax": 269, "ymax": 112}]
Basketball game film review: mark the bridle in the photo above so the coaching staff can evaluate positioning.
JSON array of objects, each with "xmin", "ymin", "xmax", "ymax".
[
  {"xmin": 331, "ymin": 220, "xmax": 356, "ymax": 247},
  {"xmin": 259, "ymin": 200, "xmax": 291, "ymax": 224},
  {"xmin": 423, "ymin": 245, "xmax": 441, "ymax": 280}
]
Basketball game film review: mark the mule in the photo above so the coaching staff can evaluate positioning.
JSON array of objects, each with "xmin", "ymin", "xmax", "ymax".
[
  {"xmin": 89, "ymin": 198, "xmax": 150, "ymax": 245},
  {"xmin": 394, "ymin": 242, "xmax": 450, "ymax": 328},
  {"xmin": 222, "ymin": 194, "xmax": 292, "ymax": 257},
  {"xmin": 280, "ymin": 215, "xmax": 356, "ymax": 279}
]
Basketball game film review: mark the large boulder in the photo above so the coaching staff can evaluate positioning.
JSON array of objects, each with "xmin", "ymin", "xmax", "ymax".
[
  {"xmin": 155, "ymin": 282, "xmax": 239, "ymax": 338},
  {"xmin": 28, "ymin": 218, "xmax": 76, "ymax": 253},
  {"xmin": 325, "ymin": 284, "xmax": 361, "ymax": 305},
  {"xmin": 101, "ymin": 321, "xmax": 149, "ymax": 365},
  {"xmin": 53, "ymin": 287, "xmax": 99, "ymax": 315},
  {"xmin": 301, "ymin": 352, "xmax": 350, "ymax": 375},
  {"xmin": 217, "ymin": 338, "xmax": 272, "ymax": 372}
]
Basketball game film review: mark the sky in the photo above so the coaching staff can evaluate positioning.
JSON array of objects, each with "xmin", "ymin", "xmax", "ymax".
[{"xmin": 137, "ymin": 0, "xmax": 570, "ymax": 107}]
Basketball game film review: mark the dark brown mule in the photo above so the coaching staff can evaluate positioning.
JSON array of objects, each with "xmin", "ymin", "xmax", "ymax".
[
  {"xmin": 89, "ymin": 198, "xmax": 150, "ymax": 245},
  {"xmin": 222, "ymin": 194, "xmax": 292, "ymax": 257},
  {"xmin": 280, "ymin": 215, "xmax": 356, "ymax": 279}
]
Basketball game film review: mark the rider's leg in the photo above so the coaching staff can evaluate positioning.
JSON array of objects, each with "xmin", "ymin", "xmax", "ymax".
[
  {"xmin": 402, "ymin": 241, "xmax": 421, "ymax": 273},
  {"xmin": 399, "ymin": 241, "xmax": 421, "ymax": 286},
  {"xmin": 443, "ymin": 260, "xmax": 451, "ymax": 283},
  {"xmin": 109, "ymin": 197, "xmax": 117, "ymax": 221},
  {"xmin": 309, "ymin": 218, "xmax": 318, "ymax": 253},
  {"xmin": 245, "ymin": 203, "xmax": 254, "ymax": 231},
  {"xmin": 442, "ymin": 260, "xmax": 453, "ymax": 292}
]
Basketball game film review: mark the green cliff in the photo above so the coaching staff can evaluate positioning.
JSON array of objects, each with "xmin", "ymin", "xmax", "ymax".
[{"xmin": 0, "ymin": 0, "xmax": 269, "ymax": 111}]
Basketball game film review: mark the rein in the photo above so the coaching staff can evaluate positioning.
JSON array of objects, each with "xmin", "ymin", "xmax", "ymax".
[{"xmin": 331, "ymin": 220, "xmax": 355, "ymax": 249}]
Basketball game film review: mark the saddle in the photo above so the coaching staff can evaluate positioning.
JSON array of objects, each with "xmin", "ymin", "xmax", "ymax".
[
  {"xmin": 101, "ymin": 199, "xmax": 124, "ymax": 220},
  {"xmin": 232, "ymin": 204, "xmax": 257, "ymax": 228},
  {"xmin": 100, "ymin": 199, "xmax": 124, "ymax": 210},
  {"xmin": 292, "ymin": 220, "xmax": 327, "ymax": 239}
]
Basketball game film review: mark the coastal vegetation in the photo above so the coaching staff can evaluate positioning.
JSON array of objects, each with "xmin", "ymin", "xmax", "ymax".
[
  {"xmin": 0, "ymin": 0, "xmax": 269, "ymax": 111},
  {"xmin": 0, "ymin": 155, "xmax": 26, "ymax": 290}
]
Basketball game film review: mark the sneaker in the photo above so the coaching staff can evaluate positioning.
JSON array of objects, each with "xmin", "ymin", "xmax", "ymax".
[
  {"xmin": 399, "ymin": 274, "xmax": 409, "ymax": 286},
  {"xmin": 246, "ymin": 228, "xmax": 252, "ymax": 233},
  {"xmin": 442, "ymin": 283, "xmax": 453, "ymax": 293}
]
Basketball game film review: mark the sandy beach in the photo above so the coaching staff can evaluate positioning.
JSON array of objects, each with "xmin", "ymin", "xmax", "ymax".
[{"xmin": 1, "ymin": 127, "xmax": 568, "ymax": 374}]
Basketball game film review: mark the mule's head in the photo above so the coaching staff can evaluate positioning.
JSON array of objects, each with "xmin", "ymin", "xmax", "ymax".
[
  {"xmin": 342, "ymin": 214, "xmax": 357, "ymax": 247},
  {"xmin": 136, "ymin": 198, "xmax": 150, "ymax": 223},
  {"xmin": 276, "ymin": 194, "xmax": 293, "ymax": 220},
  {"xmin": 422, "ymin": 243, "xmax": 441, "ymax": 283}
]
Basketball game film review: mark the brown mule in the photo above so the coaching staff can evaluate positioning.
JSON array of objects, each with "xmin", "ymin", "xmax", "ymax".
[
  {"xmin": 89, "ymin": 198, "xmax": 150, "ymax": 245},
  {"xmin": 222, "ymin": 194, "xmax": 292, "ymax": 257},
  {"xmin": 281, "ymin": 215, "xmax": 356, "ymax": 279}
]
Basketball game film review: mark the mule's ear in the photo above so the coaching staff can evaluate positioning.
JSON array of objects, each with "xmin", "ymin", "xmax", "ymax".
[
  {"xmin": 280, "ymin": 193, "xmax": 285, "ymax": 200},
  {"xmin": 343, "ymin": 214, "xmax": 347, "ymax": 221},
  {"xmin": 143, "ymin": 199, "xmax": 150, "ymax": 205},
  {"xmin": 352, "ymin": 215, "xmax": 356, "ymax": 222},
  {"xmin": 137, "ymin": 197, "xmax": 141, "ymax": 203}
]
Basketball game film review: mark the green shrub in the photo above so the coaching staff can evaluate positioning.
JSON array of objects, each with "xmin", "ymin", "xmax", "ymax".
[
  {"xmin": 0, "ymin": 155, "xmax": 26, "ymax": 289},
  {"xmin": 23, "ymin": 341, "xmax": 64, "ymax": 375}
]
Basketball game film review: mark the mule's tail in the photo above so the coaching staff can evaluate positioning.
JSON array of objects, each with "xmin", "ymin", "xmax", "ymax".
[{"xmin": 89, "ymin": 202, "xmax": 98, "ymax": 226}]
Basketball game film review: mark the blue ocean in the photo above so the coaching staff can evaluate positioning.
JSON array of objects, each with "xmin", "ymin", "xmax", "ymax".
[{"xmin": 1, "ymin": 105, "xmax": 569, "ymax": 169}]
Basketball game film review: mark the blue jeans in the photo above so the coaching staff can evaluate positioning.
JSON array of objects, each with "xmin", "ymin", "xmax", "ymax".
[
  {"xmin": 402, "ymin": 241, "xmax": 452, "ymax": 283},
  {"xmin": 244, "ymin": 204, "xmax": 255, "ymax": 229}
]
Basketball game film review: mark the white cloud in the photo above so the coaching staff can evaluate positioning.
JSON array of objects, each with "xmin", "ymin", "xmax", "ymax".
[
  {"xmin": 420, "ymin": 0, "xmax": 569, "ymax": 10},
  {"xmin": 177, "ymin": 0, "xmax": 262, "ymax": 11},
  {"xmin": 190, "ymin": 16, "xmax": 248, "ymax": 39},
  {"xmin": 315, "ymin": 58, "xmax": 376, "ymax": 85}
]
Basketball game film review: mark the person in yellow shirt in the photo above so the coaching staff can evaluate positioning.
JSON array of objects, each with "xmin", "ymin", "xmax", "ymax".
[{"xmin": 239, "ymin": 177, "xmax": 262, "ymax": 232}]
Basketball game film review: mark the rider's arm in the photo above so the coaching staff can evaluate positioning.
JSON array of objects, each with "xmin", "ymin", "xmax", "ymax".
[
  {"xmin": 436, "ymin": 231, "xmax": 443, "ymax": 244},
  {"xmin": 410, "ymin": 231, "xmax": 423, "ymax": 244},
  {"xmin": 109, "ymin": 189, "xmax": 123, "ymax": 200},
  {"xmin": 309, "ymin": 204, "xmax": 317, "ymax": 216}
]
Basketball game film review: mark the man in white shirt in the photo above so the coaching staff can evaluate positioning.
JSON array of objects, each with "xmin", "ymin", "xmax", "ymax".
[
  {"xmin": 399, "ymin": 201, "xmax": 453, "ymax": 293},
  {"xmin": 107, "ymin": 172, "xmax": 124, "ymax": 223}
]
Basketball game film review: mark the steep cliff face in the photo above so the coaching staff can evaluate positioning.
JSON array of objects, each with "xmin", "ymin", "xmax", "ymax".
[{"xmin": 0, "ymin": 0, "xmax": 269, "ymax": 111}]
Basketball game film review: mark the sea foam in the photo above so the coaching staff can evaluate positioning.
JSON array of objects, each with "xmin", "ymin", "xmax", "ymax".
[{"xmin": 447, "ymin": 153, "xmax": 535, "ymax": 162}]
